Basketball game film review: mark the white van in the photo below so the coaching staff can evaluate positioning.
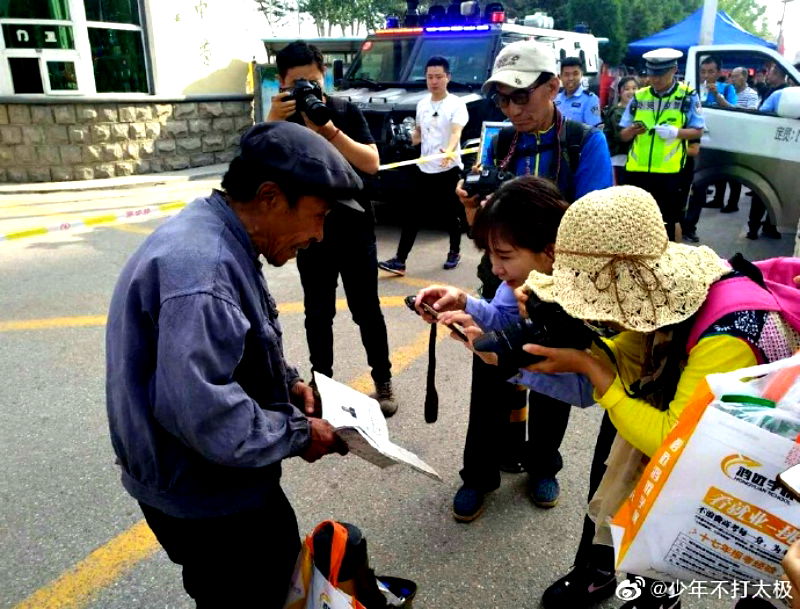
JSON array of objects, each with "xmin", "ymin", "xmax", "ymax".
[{"xmin": 684, "ymin": 44, "xmax": 800, "ymax": 233}]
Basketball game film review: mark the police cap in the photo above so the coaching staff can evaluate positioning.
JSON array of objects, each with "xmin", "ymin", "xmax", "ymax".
[{"xmin": 642, "ymin": 48, "xmax": 683, "ymax": 75}]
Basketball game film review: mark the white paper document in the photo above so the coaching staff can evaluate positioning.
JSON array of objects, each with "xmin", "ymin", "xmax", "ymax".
[{"xmin": 314, "ymin": 372, "xmax": 441, "ymax": 481}]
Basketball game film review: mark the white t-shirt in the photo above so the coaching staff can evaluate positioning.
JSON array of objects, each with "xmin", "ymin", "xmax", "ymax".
[{"xmin": 416, "ymin": 93, "xmax": 469, "ymax": 174}]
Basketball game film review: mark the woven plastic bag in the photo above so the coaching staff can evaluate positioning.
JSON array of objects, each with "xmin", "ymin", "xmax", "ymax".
[
  {"xmin": 610, "ymin": 355, "xmax": 800, "ymax": 586},
  {"xmin": 283, "ymin": 520, "xmax": 367, "ymax": 609}
]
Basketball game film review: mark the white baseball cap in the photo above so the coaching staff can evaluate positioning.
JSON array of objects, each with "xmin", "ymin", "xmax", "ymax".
[{"xmin": 482, "ymin": 40, "xmax": 558, "ymax": 93}]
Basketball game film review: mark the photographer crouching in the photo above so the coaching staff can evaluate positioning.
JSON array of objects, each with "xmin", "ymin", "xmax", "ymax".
[
  {"xmin": 268, "ymin": 42, "xmax": 398, "ymax": 416},
  {"xmin": 444, "ymin": 40, "xmax": 612, "ymax": 523}
]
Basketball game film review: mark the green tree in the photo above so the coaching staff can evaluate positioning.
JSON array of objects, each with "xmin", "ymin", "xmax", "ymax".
[
  {"xmin": 719, "ymin": 0, "xmax": 771, "ymax": 38},
  {"xmin": 566, "ymin": 0, "xmax": 626, "ymax": 64},
  {"xmin": 253, "ymin": 0, "xmax": 291, "ymax": 33}
]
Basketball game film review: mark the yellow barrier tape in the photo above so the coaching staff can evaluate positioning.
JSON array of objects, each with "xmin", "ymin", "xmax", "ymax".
[{"xmin": 378, "ymin": 146, "xmax": 479, "ymax": 171}]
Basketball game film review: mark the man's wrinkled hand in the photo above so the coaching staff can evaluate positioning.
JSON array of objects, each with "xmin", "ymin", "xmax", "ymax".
[
  {"xmin": 300, "ymin": 418, "xmax": 348, "ymax": 463},
  {"xmin": 291, "ymin": 381, "xmax": 320, "ymax": 416}
]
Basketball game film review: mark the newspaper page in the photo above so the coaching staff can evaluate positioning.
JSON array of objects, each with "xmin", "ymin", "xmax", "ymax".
[{"xmin": 315, "ymin": 372, "xmax": 441, "ymax": 481}]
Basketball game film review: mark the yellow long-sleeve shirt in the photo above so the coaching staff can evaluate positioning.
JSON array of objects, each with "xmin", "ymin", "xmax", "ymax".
[{"xmin": 594, "ymin": 332, "xmax": 757, "ymax": 458}]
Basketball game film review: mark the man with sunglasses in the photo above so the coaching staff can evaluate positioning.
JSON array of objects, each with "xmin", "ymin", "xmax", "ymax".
[{"xmin": 451, "ymin": 40, "xmax": 611, "ymax": 523}]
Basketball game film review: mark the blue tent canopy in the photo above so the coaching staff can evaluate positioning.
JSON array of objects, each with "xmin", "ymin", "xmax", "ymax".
[{"xmin": 627, "ymin": 8, "xmax": 777, "ymax": 56}]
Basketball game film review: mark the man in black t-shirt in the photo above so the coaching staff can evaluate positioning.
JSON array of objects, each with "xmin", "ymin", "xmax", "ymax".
[{"xmin": 269, "ymin": 42, "xmax": 398, "ymax": 416}]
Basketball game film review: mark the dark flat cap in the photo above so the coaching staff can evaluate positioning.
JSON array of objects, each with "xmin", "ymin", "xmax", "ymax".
[{"xmin": 239, "ymin": 122, "xmax": 364, "ymax": 211}]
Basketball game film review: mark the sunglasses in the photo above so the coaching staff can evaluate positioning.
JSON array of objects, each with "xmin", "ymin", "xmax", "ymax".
[{"xmin": 490, "ymin": 85, "xmax": 538, "ymax": 108}]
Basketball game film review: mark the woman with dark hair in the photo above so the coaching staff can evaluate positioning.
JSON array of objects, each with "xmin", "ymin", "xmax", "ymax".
[
  {"xmin": 413, "ymin": 175, "xmax": 594, "ymax": 522},
  {"xmin": 603, "ymin": 76, "xmax": 638, "ymax": 185}
]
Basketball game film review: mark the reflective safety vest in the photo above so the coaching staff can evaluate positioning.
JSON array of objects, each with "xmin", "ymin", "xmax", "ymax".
[{"xmin": 626, "ymin": 82, "xmax": 693, "ymax": 174}]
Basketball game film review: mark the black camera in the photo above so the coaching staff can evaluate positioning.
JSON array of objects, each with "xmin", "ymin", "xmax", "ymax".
[
  {"xmin": 289, "ymin": 78, "xmax": 331, "ymax": 126},
  {"xmin": 472, "ymin": 297, "xmax": 596, "ymax": 369},
  {"xmin": 463, "ymin": 165, "xmax": 515, "ymax": 199}
]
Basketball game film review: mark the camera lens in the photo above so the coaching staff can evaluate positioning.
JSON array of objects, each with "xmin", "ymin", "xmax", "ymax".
[{"xmin": 300, "ymin": 94, "xmax": 330, "ymax": 126}]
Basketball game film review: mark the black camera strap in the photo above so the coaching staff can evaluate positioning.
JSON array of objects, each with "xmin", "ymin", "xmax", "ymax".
[{"xmin": 424, "ymin": 323, "xmax": 439, "ymax": 423}]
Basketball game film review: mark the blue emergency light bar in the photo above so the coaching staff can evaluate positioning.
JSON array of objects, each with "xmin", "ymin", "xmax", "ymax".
[{"xmin": 424, "ymin": 24, "xmax": 491, "ymax": 32}]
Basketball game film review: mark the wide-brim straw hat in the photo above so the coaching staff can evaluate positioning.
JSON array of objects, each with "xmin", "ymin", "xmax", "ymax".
[{"xmin": 524, "ymin": 185, "xmax": 729, "ymax": 333}]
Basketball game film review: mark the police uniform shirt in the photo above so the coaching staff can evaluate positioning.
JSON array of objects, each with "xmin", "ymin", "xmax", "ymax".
[
  {"xmin": 618, "ymin": 83, "xmax": 705, "ymax": 130},
  {"xmin": 555, "ymin": 85, "xmax": 601, "ymax": 126}
]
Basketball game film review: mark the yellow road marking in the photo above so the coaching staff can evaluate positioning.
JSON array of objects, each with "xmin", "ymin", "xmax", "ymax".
[
  {"xmin": 349, "ymin": 325, "xmax": 446, "ymax": 394},
  {"xmin": 5, "ymin": 227, "xmax": 49, "ymax": 240},
  {"xmin": 12, "ymin": 520, "xmax": 159, "ymax": 609},
  {"xmin": 9, "ymin": 312, "xmax": 444, "ymax": 609},
  {"xmin": 0, "ymin": 315, "xmax": 108, "ymax": 331},
  {"xmin": 0, "ymin": 297, "xmax": 411, "ymax": 332},
  {"xmin": 83, "ymin": 215, "xmax": 118, "ymax": 226}
]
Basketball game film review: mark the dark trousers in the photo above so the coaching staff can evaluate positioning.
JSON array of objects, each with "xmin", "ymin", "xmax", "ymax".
[
  {"xmin": 460, "ymin": 354, "xmax": 571, "ymax": 491},
  {"xmin": 139, "ymin": 489, "xmax": 300, "ymax": 609},
  {"xmin": 573, "ymin": 412, "xmax": 618, "ymax": 570},
  {"xmin": 296, "ymin": 208, "xmax": 392, "ymax": 385},
  {"xmin": 396, "ymin": 166, "xmax": 463, "ymax": 261},
  {"xmin": 625, "ymin": 171, "xmax": 683, "ymax": 241},
  {"xmin": 727, "ymin": 180, "xmax": 742, "ymax": 208},
  {"xmin": 748, "ymin": 195, "xmax": 776, "ymax": 234}
]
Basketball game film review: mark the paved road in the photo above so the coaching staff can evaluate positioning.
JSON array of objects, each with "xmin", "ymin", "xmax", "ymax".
[{"xmin": 0, "ymin": 180, "xmax": 793, "ymax": 609}]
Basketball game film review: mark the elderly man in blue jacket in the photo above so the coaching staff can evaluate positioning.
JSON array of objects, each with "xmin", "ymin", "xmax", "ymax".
[{"xmin": 106, "ymin": 122, "xmax": 356, "ymax": 609}]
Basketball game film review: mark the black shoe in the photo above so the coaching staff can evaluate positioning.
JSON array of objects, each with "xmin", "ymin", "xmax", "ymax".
[
  {"xmin": 703, "ymin": 201, "xmax": 723, "ymax": 208},
  {"xmin": 720, "ymin": 205, "xmax": 739, "ymax": 213},
  {"xmin": 682, "ymin": 231, "xmax": 699, "ymax": 243},
  {"xmin": 370, "ymin": 381, "xmax": 398, "ymax": 417},
  {"xmin": 762, "ymin": 227, "xmax": 782, "ymax": 239},
  {"xmin": 541, "ymin": 564, "xmax": 617, "ymax": 609},
  {"xmin": 746, "ymin": 231, "xmax": 759, "ymax": 240},
  {"xmin": 452, "ymin": 486, "xmax": 487, "ymax": 522}
]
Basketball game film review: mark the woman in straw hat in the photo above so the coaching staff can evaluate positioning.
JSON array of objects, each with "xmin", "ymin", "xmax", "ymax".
[{"xmin": 519, "ymin": 185, "xmax": 800, "ymax": 609}]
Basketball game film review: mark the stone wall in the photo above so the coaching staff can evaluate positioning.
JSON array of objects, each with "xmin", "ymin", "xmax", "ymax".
[{"xmin": 0, "ymin": 98, "xmax": 253, "ymax": 183}]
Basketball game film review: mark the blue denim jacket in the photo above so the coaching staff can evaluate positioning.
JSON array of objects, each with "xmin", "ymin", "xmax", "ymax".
[{"xmin": 106, "ymin": 191, "xmax": 310, "ymax": 518}]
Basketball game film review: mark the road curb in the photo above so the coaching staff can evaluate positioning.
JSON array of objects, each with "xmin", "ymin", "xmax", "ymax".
[{"xmin": 0, "ymin": 164, "xmax": 227, "ymax": 195}]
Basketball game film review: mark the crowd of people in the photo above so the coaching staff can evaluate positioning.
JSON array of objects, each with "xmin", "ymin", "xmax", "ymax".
[
  {"xmin": 601, "ymin": 50, "xmax": 799, "ymax": 244},
  {"xmin": 103, "ymin": 36, "xmax": 800, "ymax": 609}
]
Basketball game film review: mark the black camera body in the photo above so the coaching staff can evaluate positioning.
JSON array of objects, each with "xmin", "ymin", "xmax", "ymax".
[
  {"xmin": 472, "ymin": 297, "xmax": 596, "ymax": 369},
  {"xmin": 289, "ymin": 78, "xmax": 331, "ymax": 126},
  {"xmin": 463, "ymin": 165, "xmax": 515, "ymax": 199}
]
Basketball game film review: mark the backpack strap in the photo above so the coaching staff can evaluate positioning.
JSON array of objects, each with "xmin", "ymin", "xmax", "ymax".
[
  {"xmin": 556, "ymin": 117, "xmax": 593, "ymax": 201},
  {"xmin": 559, "ymin": 118, "xmax": 592, "ymax": 174},
  {"xmin": 686, "ymin": 255, "xmax": 800, "ymax": 352}
]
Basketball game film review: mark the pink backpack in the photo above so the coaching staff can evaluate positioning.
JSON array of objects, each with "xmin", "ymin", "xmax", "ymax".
[{"xmin": 687, "ymin": 256, "xmax": 800, "ymax": 354}]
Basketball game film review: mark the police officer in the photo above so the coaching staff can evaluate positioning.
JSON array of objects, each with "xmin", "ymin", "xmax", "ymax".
[
  {"xmin": 555, "ymin": 57, "xmax": 602, "ymax": 127},
  {"xmin": 619, "ymin": 48, "xmax": 705, "ymax": 241}
]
